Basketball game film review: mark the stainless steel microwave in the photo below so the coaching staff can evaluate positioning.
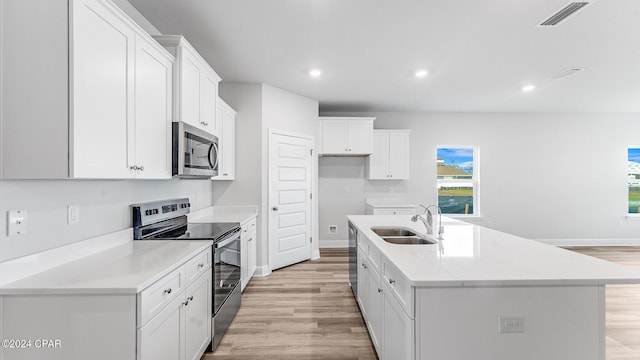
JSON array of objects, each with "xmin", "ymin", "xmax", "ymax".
[{"xmin": 172, "ymin": 122, "xmax": 218, "ymax": 178}]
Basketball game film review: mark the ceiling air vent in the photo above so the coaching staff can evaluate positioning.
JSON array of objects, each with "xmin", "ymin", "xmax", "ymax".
[
  {"xmin": 550, "ymin": 67, "xmax": 586, "ymax": 80},
  {"xmin": 539, "ymin": 2, "xmax": 590, "ymax": 26}
]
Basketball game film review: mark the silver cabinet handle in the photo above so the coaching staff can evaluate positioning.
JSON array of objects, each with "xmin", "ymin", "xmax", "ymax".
[
  {"xmin": 183, "ymin": 296, "xmax": 194, "ymax": 306},
  {"xmin": 389, "ymin": 279, "xmax": 396, "ymax": 285},
  {"xmin": 223, "ymin": 173, "xmax": 228, "ymax": 176},
  {"xmin": 198, "ymin": 263, "xmax": 204, "ymax": 268},
  {"xmin": 139, "ymin": 166, "xmax": 144, "ymax": 171},
  {"xmin": 130, "ymin": 165, "xmax": 139, "ymax": 171},
  {"xmin": 272, "ymin": 207, "xmax": 279, "ymax": 211},
  {"xmin": 163, "ymin": 288, "xmax": 172, "ymax": 294},
  {"xmin": 378, "ymin": 288, "xmax": 383, "ymax": 293}
]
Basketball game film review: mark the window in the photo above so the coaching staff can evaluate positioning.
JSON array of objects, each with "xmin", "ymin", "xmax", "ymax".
[
  {"xmin": 629, "ymin": 148, "xmax": 640, "ymax": 214},
  {"xmin": 437, "ymin": 147, "xmax": 478, "ymax": 215}
]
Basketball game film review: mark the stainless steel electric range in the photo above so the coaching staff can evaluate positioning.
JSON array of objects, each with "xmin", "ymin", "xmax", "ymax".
[{"xmin": 132, "ymin": 198, "xmax": 241, "ymax": 351}]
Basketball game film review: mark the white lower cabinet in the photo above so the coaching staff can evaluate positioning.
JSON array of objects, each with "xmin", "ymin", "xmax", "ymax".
[
  {"xmin": 240, "ymin": 216, "xmax": 258, "ymax": 291},
  {"xmin": 357, "ymin": 236, "xmax": 414, "ymax": 360},
  {"xmin": 138, "ymin": 251, "xmax": 212, "ymax": 360}
]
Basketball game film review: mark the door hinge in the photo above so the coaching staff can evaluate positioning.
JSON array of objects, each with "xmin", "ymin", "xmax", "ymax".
[
  {"xmin": 310, "ymin": 193, "xmax": 313, "ymax": 200},
  {"xmin": 310, "ymin": 149, "xmax": 314, "ymax": 156},
  {"xmin": 310, "ymin": 237, "xmax": 313, "ymax": 243}
]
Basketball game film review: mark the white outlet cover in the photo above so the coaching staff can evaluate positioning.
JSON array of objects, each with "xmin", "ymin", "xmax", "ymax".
[
  {"xmin": 8, "ymin": 209, "xmax": 28, "ymax": 236},
  {"xmin": 328, "ymin": 225, "xmax": 338, "ymax": 234},
  {"xmin": 499, "ymin": 316, "xmax": 524, "ymax": 333}
]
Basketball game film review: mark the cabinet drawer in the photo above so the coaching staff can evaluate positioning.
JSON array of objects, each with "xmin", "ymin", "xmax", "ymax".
[
  {"xmin": 373, "ymin": 209, "xmax": 415, "ymax": 215},
  {"xmin": 138, "ymin": 266, "xmax": 184, "ymax": 327},
  {"xmin": 242, "ymin": 217, "xmax": 257, "ymax": 235},
  {"xmin": 382, "ymin": 258, "xmax": 414, "ymax": 318},
  {"xmin": 185, "ymin": 247, "xmax": 211, "ymax": 285}
]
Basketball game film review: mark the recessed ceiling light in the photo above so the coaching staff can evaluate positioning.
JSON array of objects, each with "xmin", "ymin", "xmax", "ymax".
[
  {"xmin": 309, "ymin": 69, "xmax": 322, "ymax": 78},
  {"xmin": 415, "ymin": 69, "xmax": 429, "ymax": 78},
  {"xmin": 522, "ymin": 85, "xmax": 536, "ymax": 92}
]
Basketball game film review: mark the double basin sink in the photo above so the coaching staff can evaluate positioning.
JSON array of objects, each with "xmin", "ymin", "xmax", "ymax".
[{"xmin": 371, "ymin": 226, "xmax": 437, "ymax": 245}]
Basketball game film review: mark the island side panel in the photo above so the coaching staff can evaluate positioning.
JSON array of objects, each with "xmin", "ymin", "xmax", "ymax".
[
  {"xmin": 415, "ymin": 285, "xmax": 605, "ymax": 360},
  {"xmin": 1, "ymin": 294, "xmax": 136, "ymax": 360}
]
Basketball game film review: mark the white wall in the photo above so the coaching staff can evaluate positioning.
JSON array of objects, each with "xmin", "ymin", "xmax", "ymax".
[
  {"xmin": 319, "ymin": 112, "xmax": 640, "ymax": 246},
  {"xmin": 216, "ymin": 83, "xmax": 319, "ymax": 273},
  {"xmin": 0, "ymin": 179, "xmax": 212, "ymax": 262}
]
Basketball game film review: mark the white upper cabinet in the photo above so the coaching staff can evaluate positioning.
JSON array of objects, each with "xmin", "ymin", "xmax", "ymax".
[
  {"xmin": 212, "ymin": 98, "xmax": 236, "ymax": 180},
  {"xmin": 1, "ymin": 0, "xmax": 173, "ymax": 179},
  {"xmin": 319, "ymin": 117, "xmax": 375, "ymax": 155},
  {"xmin": 366, "ymin": 130, "xmax": 411, "ymax": 180},
  {"xmin": 153, "ymin": 35, "xmax": 222, "ymax": 136}
]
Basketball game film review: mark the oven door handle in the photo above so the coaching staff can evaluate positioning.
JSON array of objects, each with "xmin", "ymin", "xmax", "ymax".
[{"xmin": 215, "ymin": 232, "xmax": 240, "ymax": 248}]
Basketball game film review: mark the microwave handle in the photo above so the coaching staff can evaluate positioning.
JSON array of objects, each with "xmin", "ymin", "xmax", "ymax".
[{"xmin": 208, "ymin": 143, "xmax": 219, "ymax": 171}]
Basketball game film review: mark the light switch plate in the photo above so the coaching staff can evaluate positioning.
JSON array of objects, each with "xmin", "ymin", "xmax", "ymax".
[
  {"xmin": 8, "ymin": 209, "xmax": 28, "ymax": 236},
  {"xmin": 68, "ymin": 204, "xmax": 80, "ymax": 224}
]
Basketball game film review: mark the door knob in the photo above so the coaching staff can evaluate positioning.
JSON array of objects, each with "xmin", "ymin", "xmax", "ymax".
[{"xmin": 272, "ymin": 207, "xmax": 279, "ymax": 211}]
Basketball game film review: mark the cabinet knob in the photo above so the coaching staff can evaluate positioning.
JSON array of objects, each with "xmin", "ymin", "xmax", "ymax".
[
  {"xmin": 272, "ymin": 207, "xmax": 279, "ymax": 211},
  {"xmin": 130, "ymin": 165, "xmax": 139, "ymax": 171},
  {"xmin": 223, "ymin": 173, "xmax": 228, "ymax": 176},
  {"xmin": 389, "ymin": 279, "xmax": 396, "ymax": 285},
  {"xmin": 198, "ymin": 263, "xmax": 204, "ymax": 268},
  {"xmin": 378, "ymin": 288, "xmax": 383, "ymax": 293},
  {"xmin": 139, "ymin": 166, "xmax": 144, "ymax": 171},
  {"xmin": 163, "ymin": 288, "xmax": 172, "ymax": 294}
]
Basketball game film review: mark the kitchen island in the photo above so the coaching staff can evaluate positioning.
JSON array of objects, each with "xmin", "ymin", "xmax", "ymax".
[{"xmin": 348, "ymin": 215, "xmax": 640, "ymax": 360}]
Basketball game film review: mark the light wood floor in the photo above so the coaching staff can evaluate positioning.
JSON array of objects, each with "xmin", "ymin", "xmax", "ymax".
[
  {"xmin": 202, "ymin": 247, "xmax": 640, "ymax": 360},
  {"xmin": 565, "ymin": 247, "xmax": 640, "ymax": 360},
  {"xmin": 202, "ymin": 248, "xmax": 377, "ymax": 360}
]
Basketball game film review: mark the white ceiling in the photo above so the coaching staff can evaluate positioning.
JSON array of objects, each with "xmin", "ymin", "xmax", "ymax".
[{"xmin": 128, "ymin": 0, "xmax": 640, "ymax": 112}]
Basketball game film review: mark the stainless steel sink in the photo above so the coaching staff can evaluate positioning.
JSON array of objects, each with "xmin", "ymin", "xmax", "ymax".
[
  {"xmin": 371, "ymin": 227, "xmax": 416, "ymax": 237},
  {"xmin": 370, "ymin": 226, "xmax": 437, "ymax": 245},
  {"xmin": 382, "ymin": 236, "xmax": 436, "ymax": 245}
]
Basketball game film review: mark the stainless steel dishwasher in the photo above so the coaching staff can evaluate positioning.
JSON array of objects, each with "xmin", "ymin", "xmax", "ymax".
[{"xmin": 348, "ymin": 221, "xmax": 357, "ymax": 298}]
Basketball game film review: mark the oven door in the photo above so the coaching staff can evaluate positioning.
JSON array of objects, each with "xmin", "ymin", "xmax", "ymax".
[
  {"xmin": 172, "ymin": 122, "xmax": 219, "ymax": 178},
  {"xmin": 213, "ymin": 231, "xmax": 241, "ymax": 314}
]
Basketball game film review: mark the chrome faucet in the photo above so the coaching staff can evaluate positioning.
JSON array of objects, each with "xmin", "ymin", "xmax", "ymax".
[{"xmin": 411, "ymin": 204, "xmax": 444, "ymax": 239}]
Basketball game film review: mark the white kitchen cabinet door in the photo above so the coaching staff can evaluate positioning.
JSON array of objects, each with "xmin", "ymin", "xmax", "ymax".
[
  {"xmin": 320, "ymin": 119, "xmax": 348, "ymax": 154},
  {"xmin": 319, "ymin": 117, "xmax": 375, "ymax": 155},
  {"xmin": 367, "ymin": 265, "xmax": 383, "ymax": 354},
  {"xmin": 138, "ymin": 295, "xmax": 184, "ymax": 360},
  {"xmin": 71, "ymin": 0, "xmax": 135, "ymax": 178},
  {"xmin": 347, "ymin": 120, "xmax": 374, "ymax": 154},
  {"xmin": 200, "ymin": 73, "xmax": 218, "ymax": 135},
  {"xmin": 180, "ymin": 49, "xmax": 202, "ymax": 130},
  {"xmin": 213, "ymin": 99, "xmax": 236, "ymax": 180},
  {"xmin": 184, "ymin": 271, "xmax": 212, "ymax": 360},
  {"xmin": 154, "ymin": 36, "xmax": 221, "ymax": 136},
  {"xmin": 366, "ymin": 130, "xmax": 411, "ymax": 180},
  {"xmin": 133, "ymin": 34, "xmax": 173, "ymax": 179},
  {"xmin": 388, "ymin": 131, "xmax": 410, "ymax": 179},
  {"xmin": 383, "ymin": 288, "xmax": 414, "ymax": 360},
  {"xmin": 247, "ymin": 229, "xmax": 257, "ymax": 279},
  {"xmin": 366, "ymin": 132, "xmax": 389, "ymax": 179},
  {"xmin": 356, "ymin": 248, "xmax": 369, "ymax": 320}
]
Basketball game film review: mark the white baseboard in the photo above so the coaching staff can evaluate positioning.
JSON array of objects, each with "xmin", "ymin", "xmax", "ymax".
[
  {"xmin": 320, "ymin": 239, "xmax": 348, "ymax": 248},
  {"xmin": 535, "ymin": 238, "xmax": 640, "ymax": 247},
  {"xmin": 254, "ymin": 265, "xmax": 271, "ymax": 277}
]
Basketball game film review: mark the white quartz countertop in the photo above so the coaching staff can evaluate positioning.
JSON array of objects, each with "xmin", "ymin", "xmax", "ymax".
[
  {"xmin": 348, "ymin": 215, "xmax": 640, "ymax": 287},
  {"xmin": 188, "ymin": 205, "xmax": 257, "ymax": 224},
  {"xmin": 0, "ymin": 240, "xmax": 212, "ymax": 295}
]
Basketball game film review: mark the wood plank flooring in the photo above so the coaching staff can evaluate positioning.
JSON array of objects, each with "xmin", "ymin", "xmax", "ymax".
[
  {"xmin": 202, "ymin": 248, "xmax": 377, "ymax": 360},
  {"xmin": 202, "ymin": 247, "xmax": 640, "ymax": 360},
  {"xmin": 565, "ymin": 246, "xmax": 640, "ymax": 360}
]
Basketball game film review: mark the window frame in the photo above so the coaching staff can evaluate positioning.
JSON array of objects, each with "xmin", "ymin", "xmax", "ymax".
[{"xmin": 436, "ymin": 145, "xmax": 480, "ymax": 218}]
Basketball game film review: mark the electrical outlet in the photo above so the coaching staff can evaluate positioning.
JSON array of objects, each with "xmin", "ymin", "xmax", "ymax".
[
  {"xmin": 328, "ymin": 225, "xmax": 338, "ymax": 234},
  {"xmin": 499, "ymin": 316, "xmax": 524, "ymax": 333},
  {"xmin": 7, "ymin": 209, "xmax": 28, "ymax": 236},
  {"xmin": 68, "ymin": 204, "xmax": 80, "ymax": 224}
]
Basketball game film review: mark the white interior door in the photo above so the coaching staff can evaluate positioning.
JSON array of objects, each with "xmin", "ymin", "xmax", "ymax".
[{"xmin": 269, "ymin": 133, "xmax": 313, "ymax": 271}]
